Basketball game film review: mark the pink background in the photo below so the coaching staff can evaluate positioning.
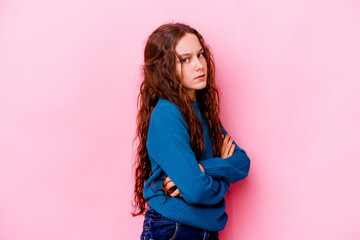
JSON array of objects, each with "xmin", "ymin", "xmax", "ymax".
[{"xmin": 1, "ymin": 0, "xmax": 360, "ymax": 239}]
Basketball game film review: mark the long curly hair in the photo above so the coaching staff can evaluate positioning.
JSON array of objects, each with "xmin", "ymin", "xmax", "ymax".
[{"xmin": 131, "ymin": 22, "xmax": 223, "ymax": 216}]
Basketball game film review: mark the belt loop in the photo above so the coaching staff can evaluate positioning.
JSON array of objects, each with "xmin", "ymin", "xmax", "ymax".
[{"xmin": 203, "ymin": 230, "xmax": 209, "ymax": 240}]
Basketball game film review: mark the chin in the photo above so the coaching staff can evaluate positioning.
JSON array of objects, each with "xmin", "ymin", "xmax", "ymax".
[
  {"xmin": 198, "ymin": 81, "xmax": 207, "ymax": 90},
  {"xmin": 186, "ymin": 82, "xmax": 207, "ymax": 92}
]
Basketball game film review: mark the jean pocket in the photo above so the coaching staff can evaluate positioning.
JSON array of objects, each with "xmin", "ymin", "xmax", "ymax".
[{"xmin": 149, "ymin": 219, "xmax": 178, "ymax": 240}]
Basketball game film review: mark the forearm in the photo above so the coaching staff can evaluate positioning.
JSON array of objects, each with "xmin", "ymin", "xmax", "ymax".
[
  {"xmin": 147, "ymin": 106, "xmax": 231, "ymax": 206},
  {"xmin": 199, "ymin": 121, "xmax": 251, "ymax": 184},
  {"xmin": 200, "ymin": 150, "xmax": 250, "ymax": 184}
]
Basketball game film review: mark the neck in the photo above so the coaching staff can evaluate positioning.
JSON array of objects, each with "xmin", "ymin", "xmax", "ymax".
[{"xmin": 187, "ymin": 89, "xmax": 196, "ymax": 101}]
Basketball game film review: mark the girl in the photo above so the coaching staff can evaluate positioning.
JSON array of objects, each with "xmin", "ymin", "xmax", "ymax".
[{"xmin": 132, "ymin": 22, "xmax": 251, "ymax": 240}]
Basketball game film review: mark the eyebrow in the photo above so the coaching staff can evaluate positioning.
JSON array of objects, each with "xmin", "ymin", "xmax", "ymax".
[{"xmin": 179, "ymin": 48, "xmax": 204, "ymax": 57}]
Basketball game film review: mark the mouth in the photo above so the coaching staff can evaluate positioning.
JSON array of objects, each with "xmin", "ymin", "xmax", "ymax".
[{"xmin": 195, "ymin": 74, "xmax": 206, "ymax": 79}]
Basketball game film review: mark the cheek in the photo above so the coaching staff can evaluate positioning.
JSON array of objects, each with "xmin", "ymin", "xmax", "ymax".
[{"xmin": 182, "ymin": 68, "xmax": 192, "ymax": 81}]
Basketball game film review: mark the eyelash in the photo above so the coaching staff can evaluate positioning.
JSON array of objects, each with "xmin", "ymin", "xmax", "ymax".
[{"xmin": 182, "ymin": 52, "xmax": 205, "ymax": 63}]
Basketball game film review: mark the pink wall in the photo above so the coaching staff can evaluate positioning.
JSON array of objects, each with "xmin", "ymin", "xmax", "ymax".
[{"xmin": 1, "ymin": 0, "xmax": 359, "ymax": 239}]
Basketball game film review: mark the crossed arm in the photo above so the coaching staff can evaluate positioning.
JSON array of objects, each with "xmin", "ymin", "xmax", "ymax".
[
  {"xmin": 147, "ymin": 107, "xmax": 233, "ymax": 205},
  {"xmin": 163, "ymin": 132, "xmax": 236, "ymax": 197},
  {"xmin": 148, "ymin": 105, "xmax": 250, "ymax": 204}
]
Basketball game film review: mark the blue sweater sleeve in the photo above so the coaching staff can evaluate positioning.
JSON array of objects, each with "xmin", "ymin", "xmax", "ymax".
[
  {"xmin": 199, "ymin": 120, "xmax": 251, "ymax": 184},
  {"xmin": 146, "ymin": 106, "xmax": 230, "ymax": 206}
]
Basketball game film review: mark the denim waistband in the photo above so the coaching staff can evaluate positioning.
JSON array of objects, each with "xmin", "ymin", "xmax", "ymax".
[
  {"xmin": 144, "ymin": 206, "xmax": 219, "ymax": 235},
  {"xmin": 144, "ymin": 206, "xmax": 169, "ymax": 220}
]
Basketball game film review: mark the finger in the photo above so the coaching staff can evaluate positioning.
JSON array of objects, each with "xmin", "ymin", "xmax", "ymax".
[
  {"xmin": 225, "ymin": 134, "xmax": 230, "ymax": 142},
  {"xmin": 170, "ymin": 188, "xmax": 181, "ymax": 197},
  {"xmin": 225, "ymin": 137, "xmax": 234, "ymax": 155},
  {"xmin": 198, "ymin": 163, "xmax": 204, "ymax": 172},
  {"xmin": 222, "ymin": 134, "xmax": 230, "ymax": 145},
  {"xmin": 229, "ymin": 143, "xmax": 235, "ymax": 156},
  {"xmin": 163, "ymin": 177, "xmax": 172, "ymax": 186},
  {"xmin": 225, "ymin": 140, "xmax": 234, "ymax": 157},
  {"xmin": 228, "ymin": 137, "xmax": 234, "ymax": 147},
  {"xmin": 221, "ymin": 134, "xmax": 229, "ymax": 152},
  {"xmin": 164, "ymin": 180, "xmax": 176, "ymax": 191},
  {"xmin": 221, "ymin": 146, "xmax": 226, "ymax": 158}
]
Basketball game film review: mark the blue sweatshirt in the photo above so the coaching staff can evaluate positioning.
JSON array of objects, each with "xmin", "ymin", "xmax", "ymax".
[{"xmin": 143, "ymin": 97, "xmax": 250, "ymax": 231}]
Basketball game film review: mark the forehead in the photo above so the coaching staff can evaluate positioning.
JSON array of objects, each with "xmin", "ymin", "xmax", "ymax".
[{"xmin": 175, "ymin": 33, "xmax": 202, "ymax": 54}]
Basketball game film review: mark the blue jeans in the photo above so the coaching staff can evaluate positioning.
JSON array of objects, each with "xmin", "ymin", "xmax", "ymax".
[{"xmin": 140, "ymin": 206, "xmax": 219, "ymax": 240}]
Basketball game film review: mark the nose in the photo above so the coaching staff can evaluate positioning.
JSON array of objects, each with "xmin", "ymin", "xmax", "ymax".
[{"xmin": 193, "ymin": 58, "xmax": 204, "ymax": 71}]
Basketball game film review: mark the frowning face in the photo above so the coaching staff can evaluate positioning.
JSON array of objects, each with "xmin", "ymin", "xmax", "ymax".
[{"xmin": 175, "ymin": 33, "xmax": 207, "ymax": 101}]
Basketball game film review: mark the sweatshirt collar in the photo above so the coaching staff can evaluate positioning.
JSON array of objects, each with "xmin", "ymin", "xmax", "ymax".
[{"xmin": 158, "ymin": 96, "xmax": 198, "ymax": 108}]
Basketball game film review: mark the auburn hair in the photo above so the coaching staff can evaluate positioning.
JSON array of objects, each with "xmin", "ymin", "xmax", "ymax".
[{"xmin": 131, "ymin": 22, "xmax": 223, "ymax": 216}]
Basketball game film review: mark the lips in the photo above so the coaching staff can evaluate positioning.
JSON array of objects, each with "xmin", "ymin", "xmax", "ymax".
[{"xmin": 195, "ymin": 74, "xmax": 205, "ymax": 79}]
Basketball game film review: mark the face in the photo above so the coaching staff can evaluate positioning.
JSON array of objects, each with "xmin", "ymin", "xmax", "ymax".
[{"xmin": 175, "ymin": 33, "xmax": 207, "ymax": 101}]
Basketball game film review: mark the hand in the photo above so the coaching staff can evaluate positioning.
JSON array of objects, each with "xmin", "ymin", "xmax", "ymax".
[
  {"xmin": 163, "ymin": 163, "xmax": 205, "ymax": 198},
  {"xmin": 198, "ymin": 163, "xmax": 204, "ymax": 172},
  {"xmin": 163, "ymin": 176, "xmax": 182, "ymax": 197},
  {"xmin": 221, "ymin": 134, "xmax": 235, "ymax": 159}
]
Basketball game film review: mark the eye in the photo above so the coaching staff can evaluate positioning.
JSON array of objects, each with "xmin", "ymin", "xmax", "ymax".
[
  {"xmin": 198, "ymin": 52, "xmax": 205, "ymax": 58},
  {"xmin": 182, "ymin": 58, "xmax": 189, "ymax": 63}
]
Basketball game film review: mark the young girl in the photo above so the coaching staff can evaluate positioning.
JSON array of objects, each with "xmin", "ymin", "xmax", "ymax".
[{"xmin": 132, "ymin": 22, "xmax": 251, "ymax": 240}]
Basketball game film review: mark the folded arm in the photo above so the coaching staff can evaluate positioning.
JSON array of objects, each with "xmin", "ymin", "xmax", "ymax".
[
  {"xmin": 199, "ymin": 120, "xmax": 251, "ymax": 184},
  {"xmin": 146, "ymin": 106, "xmax": 229, "ymax": 205}
]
